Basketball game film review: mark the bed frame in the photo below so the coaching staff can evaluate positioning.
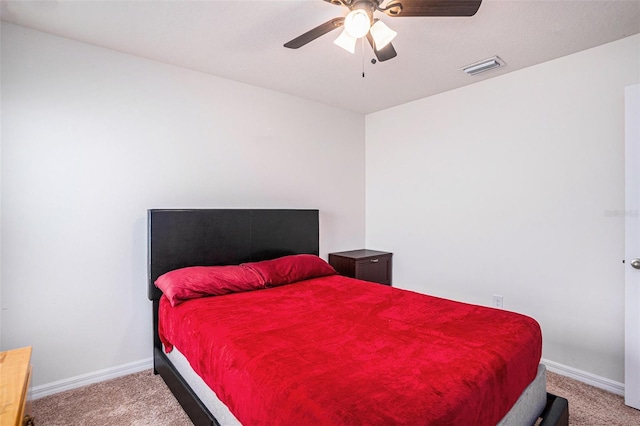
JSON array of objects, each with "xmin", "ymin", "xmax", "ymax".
[{"xmin": 147, "ymin": 208, "xmax": 569, "ymax": 426}]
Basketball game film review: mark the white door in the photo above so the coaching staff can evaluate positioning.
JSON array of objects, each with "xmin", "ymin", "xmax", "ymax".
[{"xmin": 625, "ymin": 83, "xmax": 640, "ymax": 410}]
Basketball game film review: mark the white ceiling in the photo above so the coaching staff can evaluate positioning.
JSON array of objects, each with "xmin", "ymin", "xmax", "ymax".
[{"xmin": 2, "ymin": 0, "xmax": 639, "ymax": 114}]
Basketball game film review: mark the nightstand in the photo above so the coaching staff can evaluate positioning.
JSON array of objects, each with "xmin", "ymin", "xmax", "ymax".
[{"xmin": 328, "ymin": 249, "xmax": 393, "ymax": 286}]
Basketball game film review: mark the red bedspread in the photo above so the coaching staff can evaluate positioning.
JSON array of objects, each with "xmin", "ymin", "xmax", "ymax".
[{"xmin": 159, "ymin": 275, "xmax": 542, "ymax": 425}]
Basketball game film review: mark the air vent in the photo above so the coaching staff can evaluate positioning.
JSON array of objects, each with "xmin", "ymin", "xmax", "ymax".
[{"xmin": 462, "ymin": 56, "xmax": 505, "ymax": 76}]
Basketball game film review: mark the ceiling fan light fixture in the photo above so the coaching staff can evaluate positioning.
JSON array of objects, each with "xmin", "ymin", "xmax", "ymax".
[
  {"xmin": 369, "ymin": 20, "xmax": 397, "ymax": 50},
  {"xmin": 344, "ymin": 9, "xmax": 371, "ymax": 38},
  {"xmin": 334, "ymin": 29, "xmax": 358, "ymax": 54},
  {"xmin": 462, "ymin": 56, "xmax": 505, "ymax": 76}
]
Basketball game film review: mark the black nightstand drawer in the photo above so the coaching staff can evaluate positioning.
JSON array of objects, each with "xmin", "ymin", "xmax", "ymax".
[{"xmin": 328, "ymin": 249, "xmax": 393, "ymax": 286}]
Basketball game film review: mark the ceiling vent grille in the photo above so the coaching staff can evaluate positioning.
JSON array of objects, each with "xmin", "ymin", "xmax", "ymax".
[{"xmin": 462, "ymin": 56, "xmax": 505, "ymax": 76}]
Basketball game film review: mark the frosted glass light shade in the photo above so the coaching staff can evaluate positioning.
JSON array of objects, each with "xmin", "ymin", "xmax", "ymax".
[
  {"xmin": 370, "ymin": 20, "xmax": 397, "ymax": 50},
  {"xmin": 334, "ymin": 29, "xmax": 357, "ymax": 54},
  {"xmin": 344, "ymin": 9, "xmax": 371, "ymax": 38}
]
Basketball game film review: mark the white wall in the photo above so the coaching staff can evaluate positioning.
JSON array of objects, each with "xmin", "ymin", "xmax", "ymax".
[
  {"xmin": 0, "ymin": 23, "xmax": 365, "ymax": 386},
  {"xmin": 366, "ymin": 34, "xmax": 640, "ymax": 383},
  {"xmin": 3, "ymin": 20, "xmax": 638, "ymax": 390}
]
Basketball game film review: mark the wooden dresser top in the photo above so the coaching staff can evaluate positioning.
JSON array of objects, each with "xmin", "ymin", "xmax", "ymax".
[{"xmin": 0, "ymin": 346, "xmax": 32, "ymax": 426}]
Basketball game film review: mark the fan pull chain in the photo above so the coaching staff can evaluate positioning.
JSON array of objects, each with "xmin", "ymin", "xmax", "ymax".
[{"xmin": 362, "ymin": 37, "xmax": 365, "ymax": 78}]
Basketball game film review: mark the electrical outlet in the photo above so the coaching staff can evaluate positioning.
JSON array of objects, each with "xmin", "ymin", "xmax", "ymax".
[{"xmin": 492, "ymin": 294, "xmax": 504, "ymax": 309}]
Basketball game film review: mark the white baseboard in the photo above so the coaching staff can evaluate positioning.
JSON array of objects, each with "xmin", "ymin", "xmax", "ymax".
[
  {"xmin": 31, "ymin": 357, "xmax": 153, "ymax": 400},
  {"xmin": 31, "ymin": 356, "xmax": 624, "ymax": 401},
  {"xmin": 542, "ymin": 358, "xmax": 625, "ymax": 396}
]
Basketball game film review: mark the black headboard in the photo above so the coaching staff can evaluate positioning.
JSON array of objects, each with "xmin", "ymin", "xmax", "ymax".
[{"xmin": 147, "ymin": 209, "xmax": 319, "ymax": 300}]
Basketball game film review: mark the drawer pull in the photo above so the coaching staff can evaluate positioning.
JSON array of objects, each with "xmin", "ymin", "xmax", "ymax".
[{"xmin": 370, "ymin": 259, "xmax": 379, "ymax": 263}]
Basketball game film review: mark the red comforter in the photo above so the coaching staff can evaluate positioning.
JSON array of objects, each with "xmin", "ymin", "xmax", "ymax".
[{"xmin": 159, "ymin": 275, "xmax": 542, "ymax": 426}]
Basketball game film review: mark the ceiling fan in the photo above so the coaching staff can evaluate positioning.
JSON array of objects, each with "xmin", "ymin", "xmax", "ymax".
[{"xmin": 284, "ymin": 0, "xmax": 482, "ymax": 62}]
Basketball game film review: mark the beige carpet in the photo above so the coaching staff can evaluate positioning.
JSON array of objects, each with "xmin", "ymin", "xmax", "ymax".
[
  {"xmin": 32, "ymin": 370, "xmax": 192, "ymax": 426},
  {"xmin": 546, "ymin": 372, "xmax": 640, "ymax": 425},
  {"xmin": 32, "ymin": 369, "xmax": 640, "ymax": 425}
]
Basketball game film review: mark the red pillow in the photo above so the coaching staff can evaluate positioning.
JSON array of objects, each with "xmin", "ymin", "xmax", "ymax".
[
  {"xmin": 242, "ymin": 254, "xmax": 336, "ymax": 287},
  {"xmin": 155, "ymin": 265, "xmax": 265, "ymax": 306}
]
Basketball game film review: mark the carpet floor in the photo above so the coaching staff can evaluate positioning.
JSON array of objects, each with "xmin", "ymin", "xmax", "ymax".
[{"xmin": 32, "ymin": 369, "xmax": 640, "ymax": 425}]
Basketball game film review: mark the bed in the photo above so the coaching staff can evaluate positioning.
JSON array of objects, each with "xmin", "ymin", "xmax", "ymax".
[{"xmin": 147, "ymin": 208, "xmax": 569, "ymax": 425}]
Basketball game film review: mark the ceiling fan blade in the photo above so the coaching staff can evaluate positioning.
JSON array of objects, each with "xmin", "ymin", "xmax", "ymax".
[
  {"xmin": 284, "ymin": 18, "xmax": 344, "ymax": 49},
  {"xmin": 322, "ymin": 0, "xmax": 346, "ymax": 6},
  {"xmin": 382, "ymin": 0, "xmax": 482, "ymax": 17},
  {"xmin": 366, "ymin": 33, "xmax": 398, "ymax": 62}
]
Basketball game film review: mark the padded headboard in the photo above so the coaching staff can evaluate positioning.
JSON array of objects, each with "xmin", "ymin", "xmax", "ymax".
[{"xmin": 147, "ymin": 209, "xmax": 319, "ymax": 300}]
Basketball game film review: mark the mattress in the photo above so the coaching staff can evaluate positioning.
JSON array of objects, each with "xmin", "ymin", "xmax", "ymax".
[{"xmin": 159, "ymin": 275, "xmax": 543, "ymax": 425}]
